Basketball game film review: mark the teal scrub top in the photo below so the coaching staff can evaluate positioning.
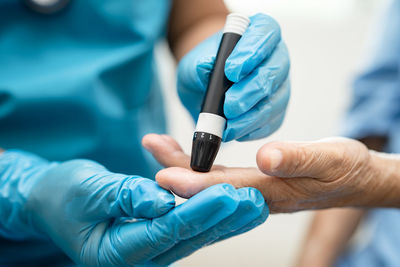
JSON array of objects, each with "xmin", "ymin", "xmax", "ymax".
[{"xmin": 0, "ymin": 1, "xmax": 171, "ymax": 265}]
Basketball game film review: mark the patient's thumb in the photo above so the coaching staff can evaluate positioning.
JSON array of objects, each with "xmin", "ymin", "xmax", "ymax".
[{"xmin": 256, "ymin": 140, "xmax": 344, "ymax": 178}]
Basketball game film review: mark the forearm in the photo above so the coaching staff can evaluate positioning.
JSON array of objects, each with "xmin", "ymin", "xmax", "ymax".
[
  {"xmin": 358, "ymin": 135, "xmax": 400, "ymax": 207},
  {"xmin": 296, "ymin": 209, "xmax": 366, "ymax": 267},
  {"xmin": 368, "ymin": 150, "xmax": 400, "ymax": 207},
  {"xmin": 168, "ymin": 0, "xmax": 228, "ymax": 60},
  {"xmin": 336, "ymin": 136, "xmax": 400, "ymax": 207},
  {"xmin": 295, "ymin": 156, "xmax": 400, "ymax": 267}
]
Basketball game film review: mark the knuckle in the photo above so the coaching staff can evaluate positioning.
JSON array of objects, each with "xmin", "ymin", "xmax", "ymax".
[
  {"xmin": 149, "ymin": 219, "xmax": 174, "ymax": 246},
  {"xmin": 287, "ymin": 146, "xmax": 308, "ymax": 176},
  {"xmin": 252, "ymin": 13, "xmax": 281, "ymax": 32}
]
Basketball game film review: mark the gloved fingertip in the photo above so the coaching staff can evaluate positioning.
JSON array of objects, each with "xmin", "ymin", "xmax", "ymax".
[
  {"xmin": 223, "ymin": 102, "xmax": 236, "ymax": 120},
  {"xmin": 262, "ymin": 202, "xmax": 270, "ymax": 218},
  {"xmin": 196, "ymin": 58, "xmax": 215, "ymax": 87},
  {"xmin": 234, "ymin": 188, "xmax": 266, "ymax": 222},
  {"xmin": 250, "ymin": 12, "xmax": 266, "ymax": 21},
  {"xmin": 211, "ymin": 183, "xmax": 236, "ymax": 195},
  {"xmin": 121, "ymin": 178, "xmax": 175, "ymax": 219},
  {"xmin": 240, "ymin": 187, "xmax": 266, "ymax": 208},
  {"xmin": 236, "ymin": 129, "xmax": 271, "ymax": 142},
  {"xmin": 250, "ymin": 13, "xmax": 281, "ymax": 32},
  {"xmin": 224, "ymin": 61, "xmax": 241, "ymax": 83},
  {"xmin": 154, "ymin": 189, "xmax": 176, "ymax": 215},
  {"xmin": 236, "ymin": 135, "xmax": 251, "ymax": 142},
  {"xmin": 222, "ymin": 129, "xmax": 235, "ymax": 142},
  {"xmin": 223, "ymin": 97, "xmax": 245, "ymax": 120},
  {"xmin": 223, "ymin": 121, "xmax": 251, "ymax": 142}
]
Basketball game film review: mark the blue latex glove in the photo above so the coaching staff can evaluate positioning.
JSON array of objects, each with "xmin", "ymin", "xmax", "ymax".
[
  {"xmin": 0, "ymin": 150, "xmax": 268, "ymax": 266},
  {"xmin": 178, "ymin": 13, "xmax": 290, "ymax": 142}
]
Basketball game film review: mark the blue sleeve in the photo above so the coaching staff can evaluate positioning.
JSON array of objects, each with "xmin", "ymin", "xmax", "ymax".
[{"xmin": 340, "ymin": 0, "xmax": 400, "ymax": 139}]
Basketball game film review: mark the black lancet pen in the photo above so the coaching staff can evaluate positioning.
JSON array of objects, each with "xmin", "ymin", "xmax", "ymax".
[{"xmin": 190, "ymin": 13, "xmax": 250, "ymax": 172}]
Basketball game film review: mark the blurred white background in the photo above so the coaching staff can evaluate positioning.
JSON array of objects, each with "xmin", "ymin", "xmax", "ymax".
[{"xmin": 156, "ymin": 0, "xmax": 384, "ymax": 266}]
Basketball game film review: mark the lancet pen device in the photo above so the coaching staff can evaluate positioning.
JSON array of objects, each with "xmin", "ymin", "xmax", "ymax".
[{"xmin": 190, "ymin": 13, "xmax": 250, "ymax": 172}]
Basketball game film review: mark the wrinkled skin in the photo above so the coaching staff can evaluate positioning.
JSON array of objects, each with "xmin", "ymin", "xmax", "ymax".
[{"xmin": 143, "ymin": 134, "xmax": 399, "ymax": 213}]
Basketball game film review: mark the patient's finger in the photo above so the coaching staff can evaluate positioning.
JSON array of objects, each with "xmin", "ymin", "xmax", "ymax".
[
  {"xmin": 256, "ymin": 137, "xmax": 366, "ymax": 180},
  {"xmin": 156, "ymin": 165, "xmax": 321, "ymax": 213},
  {"xmin": 156, "ymin": 166, "xmax": 268, "ymax": 198},
  {"xmin": 142, "ymin": 134, "xmax": 190, "ymax": 168}
]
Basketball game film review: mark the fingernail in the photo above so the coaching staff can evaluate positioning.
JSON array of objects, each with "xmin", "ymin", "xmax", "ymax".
[{"xmin": 267, "ymin": 149, "xmax": 282, "ymax": 170}]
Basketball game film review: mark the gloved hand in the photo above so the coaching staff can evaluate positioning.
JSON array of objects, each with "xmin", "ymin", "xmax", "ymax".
[
  {"xmin": 0, "ymin": 150, "xmax": 268, "ymax": 266},
  {"xmin": 178, "ymin": 13, "xmax": 290, "ymax": 142}
]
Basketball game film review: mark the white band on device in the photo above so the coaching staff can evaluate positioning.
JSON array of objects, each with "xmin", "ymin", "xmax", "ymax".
[
  {"xmin": 195, "ymin": 113, "xmax": 226, "ymax": 138},
  {"xmin": 223, "ymin": 13, "xmax": 250, "ymax": 35}
]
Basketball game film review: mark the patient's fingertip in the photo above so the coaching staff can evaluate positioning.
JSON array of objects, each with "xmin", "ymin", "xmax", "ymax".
[
  {"xmin": 142, "ymin": 135, "xmax": 153, "ymax": 152},
  {"xmin": 155, "ymin": 168, "xmax": 190, "ymax": 197},
  {"xmin": 155, "ymin": 169, "xmax": 171, "ymax": 187},
  {"xmin": 157, "ymin": 167, "xmax": 211, "ymax": 199},
  {"xmin": 141, "ymin": 134, "xmax": 149, "ymax": 145},
  {"xmin": 257, "ymin": 144, "xmax": 283, "ymax": 174},
  {"xmin": 142, "ymin": 133, "xmax": 163, "ymax": 150}
]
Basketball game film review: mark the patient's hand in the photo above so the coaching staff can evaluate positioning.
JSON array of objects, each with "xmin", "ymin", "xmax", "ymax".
[{"xmin": 142, "ymin": 134, "xmax": 398, "ymax": 213}]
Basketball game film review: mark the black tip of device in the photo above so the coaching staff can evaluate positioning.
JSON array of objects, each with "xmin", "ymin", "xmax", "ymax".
[{"xmin": 190, "ymin": 132, "xmax": 221, "ymax": 172}]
